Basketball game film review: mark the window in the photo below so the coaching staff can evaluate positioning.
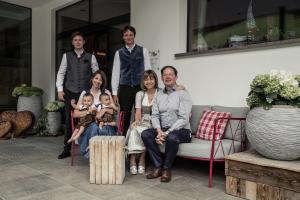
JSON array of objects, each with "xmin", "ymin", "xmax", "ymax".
[
  {"xmin": 0, "ymin": 1, "xmax": 31, "ymax": 109},
  {"xmin": 187, "ymin": 0, "xmax": 300, "ymax": 52}
]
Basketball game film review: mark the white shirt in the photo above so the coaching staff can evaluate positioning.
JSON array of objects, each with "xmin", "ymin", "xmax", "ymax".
[
  {"xmin": 79, "ymin": 104, "xmax": 96, "ymax": 110},
  {"xmin": 135, "ymin": 90, "xmax": 157, "ymax": 108},
  {"xmin": 78, "ymin": 89, "xmax": 112, "ymax": 107},
  {"xmin": 111, "ymin": 44, "xmax": 151, "ymax": 95},
  {"xmin": 97, "ymin": 103, "xmax": 111, "ymax": 112},
  {"xmin": 56, "ymin": 50, "xmax": 99, "ymax": 92}
]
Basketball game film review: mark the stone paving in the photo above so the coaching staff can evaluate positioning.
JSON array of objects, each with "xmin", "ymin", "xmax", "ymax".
[{"xmin": 0, "ymin": 136, "xmax": 240, "ymax": 200}]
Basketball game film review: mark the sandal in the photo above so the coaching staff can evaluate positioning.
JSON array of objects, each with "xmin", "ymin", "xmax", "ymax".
[
  {"xmin": 138, "ymin": 166, "xmax": 145, "ymax": 174},
  {"xmin": 130, "ymin": 166, "xmax": 137, "ymax": 175}
]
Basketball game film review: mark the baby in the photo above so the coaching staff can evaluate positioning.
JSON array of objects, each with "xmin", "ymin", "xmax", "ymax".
[
  {"xmin": 96, "ymin": 93, "xmax": 117, "ymax": 129},
  {"xmin": 67, "ymin": 93, "xmax": 97, "ymax": 143}
]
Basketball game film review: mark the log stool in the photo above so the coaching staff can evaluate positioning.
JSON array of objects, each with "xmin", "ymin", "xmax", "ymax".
[{"xmin": 89, "ymin": 136, "xmax": 125, "ymax": 184}]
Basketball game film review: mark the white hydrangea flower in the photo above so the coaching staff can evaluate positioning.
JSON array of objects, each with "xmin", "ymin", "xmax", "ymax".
[{"xmin": 270, "ymin": 69, "xmax": 298, "ymax": 87}]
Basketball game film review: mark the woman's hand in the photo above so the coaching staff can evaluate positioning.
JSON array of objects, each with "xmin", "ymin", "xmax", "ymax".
[{"xmin": 130, "ymin": 120, "xmax": 140, "ymax": 128}]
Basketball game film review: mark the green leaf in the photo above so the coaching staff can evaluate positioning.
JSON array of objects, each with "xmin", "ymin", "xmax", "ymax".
[{"xmin": 254, "ymin": 87, "xmax": 264, "ymax": 93}]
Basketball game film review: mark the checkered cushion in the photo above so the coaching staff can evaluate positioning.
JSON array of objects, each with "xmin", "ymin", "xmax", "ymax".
[{"xmin": 196, "ymin": 110, "xmax": 230, "ymax": 140}]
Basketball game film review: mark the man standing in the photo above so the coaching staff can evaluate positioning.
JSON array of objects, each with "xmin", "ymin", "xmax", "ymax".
[
  {"xmin": 141, "ymin": 66, "xmax": 192, "ymax": 182},
  {"xmin": 111, "ymin": 25, "xmax": 151, "ymax": 135},
  {"xmin": 56, "ymin": 31, "xmax": 99, "ymax": 159}
]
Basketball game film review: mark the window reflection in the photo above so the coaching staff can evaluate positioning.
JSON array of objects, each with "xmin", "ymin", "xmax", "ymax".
[
  {"xmin": 0, "ymin": 2, "xmax": 31, "ymax": 109},
  {"xmin": 188, "ymin": 0, "xmax": 300, "ymax": 52}
]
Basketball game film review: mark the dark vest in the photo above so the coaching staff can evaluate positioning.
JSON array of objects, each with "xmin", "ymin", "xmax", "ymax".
[
  {"xmin": 119, "ymin": 45, "xmax": 144, "ymax": 87},
  {"xmin": 64, "ymin": 51, "xmax": 92, "ymax": 93}
]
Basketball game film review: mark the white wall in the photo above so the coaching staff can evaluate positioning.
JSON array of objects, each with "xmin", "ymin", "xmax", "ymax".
[
  {"xmin": 131, "ymin": 0, "xmax": 300, "ymax": 106},
  {"xmin": 32, "ymin": 0, "xmax": 80, "ymax": 104},
  {"xmin": 32, "ymin": 0, "xmax": 300, "ymax": 107}
]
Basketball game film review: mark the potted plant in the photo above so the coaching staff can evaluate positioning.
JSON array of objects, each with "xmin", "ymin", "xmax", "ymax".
[
  {"xmin": 12, "ymin": 84, "xmax": 44, "ymax": 122},
  {"xmin": 34, "ymin": 101, "xmax": 64, "ymax": 136},
  {"xmin": 246, "ymin": 70, "xmax": 300, "ymax": 160},
  {"xmin": 45, "ymin": 101, "xmax": 65, "ymax": 135}
]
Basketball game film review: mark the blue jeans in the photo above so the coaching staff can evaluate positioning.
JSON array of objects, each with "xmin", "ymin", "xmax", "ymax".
[
  {"xmin": 78, "ymin": 122, "xmax": 99, "ymax": 158},
  {"xmin": 78, "ymin": 123, "xmax": 117, "ymax": 158}
]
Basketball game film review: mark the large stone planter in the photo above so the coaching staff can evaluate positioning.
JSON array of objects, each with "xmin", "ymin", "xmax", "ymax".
[
  {"xmin": 47, "ymin": 111, "xmax": 61, "ymax": 135},
  {"xmin": 17, "ymin": 96, "xmax": 42, "ymax": 122},
  {"xmin": 246, "ymin": 106, "xmax": 300, "ymax": 160}
]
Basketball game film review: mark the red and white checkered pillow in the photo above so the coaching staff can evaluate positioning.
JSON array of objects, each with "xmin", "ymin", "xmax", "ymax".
[{"xmin": 196, "ymin": 110, "xmax": 230, "ymax": 140}]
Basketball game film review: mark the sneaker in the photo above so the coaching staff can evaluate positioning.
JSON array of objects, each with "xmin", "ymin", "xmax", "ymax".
[
  {"xmin": 130, "ymin": 166, "xmax": 137, "ymax": 175},
  {"xmin": 138, "ymin": 166, "xmax": 145, "ymax": 174}
]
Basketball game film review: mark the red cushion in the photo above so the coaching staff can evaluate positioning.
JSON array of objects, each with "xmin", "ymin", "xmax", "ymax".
[{"xmin": 196, "ymin": 110, "xmax": 230, "ymax": 140}]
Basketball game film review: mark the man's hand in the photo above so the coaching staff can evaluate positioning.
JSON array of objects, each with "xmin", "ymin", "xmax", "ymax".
[
  {"xmin": 155, "ymin": 128, "xmax": 167, "ymax": 144},
  {"xmin": 58, "ymin": 91, "xmax": 65, "ymax": 101},
  {"xmin": 112, "ymin": 95, "xmax": 119, "ymax": 105},
  {"xmin": 70, "ymin": 99, "xmax": 77, "ymax": 109}
]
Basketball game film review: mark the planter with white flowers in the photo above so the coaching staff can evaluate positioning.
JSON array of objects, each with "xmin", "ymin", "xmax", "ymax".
[{"xmin": 246, "ymin": 70, "xmax": 300, "ymax": 160}]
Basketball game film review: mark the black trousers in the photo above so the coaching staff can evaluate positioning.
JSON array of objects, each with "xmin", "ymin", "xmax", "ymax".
[
  {"xmin": 63, "ymin": 89, "xmax": 81, "ymax": 152},
  {"xmin": 118, "ymin": 85, "xmax": 140, "ymax": 135},
  {"xmin": 141, "ymin": 128, "xmax": 191, "ymax": 169}
]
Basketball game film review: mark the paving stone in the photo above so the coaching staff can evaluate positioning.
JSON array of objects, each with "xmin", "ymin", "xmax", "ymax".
[{"xmin": 0, "ymin": 136, "xmax": 239, "ymax": 200}]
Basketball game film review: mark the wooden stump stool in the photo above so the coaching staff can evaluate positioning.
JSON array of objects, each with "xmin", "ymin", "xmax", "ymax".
[{"xmin": 89, "ymin": 136, "xmax": 125, "ymax": 184}]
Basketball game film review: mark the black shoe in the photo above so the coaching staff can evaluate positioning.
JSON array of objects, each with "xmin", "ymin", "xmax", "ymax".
[{"xmin": 57, "ymin": 151, "xmax": 70, "ymax": 159}]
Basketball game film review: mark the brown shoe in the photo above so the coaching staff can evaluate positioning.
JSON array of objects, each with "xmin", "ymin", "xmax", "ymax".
[
  {"xmin": 160, "ymin": 169, "xmax": 172, "ymax": 182},
  {"xmin": 146, "ymin": 168, "xmax": 162, "ymax": 179}
]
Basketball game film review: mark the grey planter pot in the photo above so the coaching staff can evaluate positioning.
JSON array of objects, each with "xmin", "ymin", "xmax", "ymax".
[
  {"xmin": 246, "ymin": 106, "xmax": 300, "ymax": 160},
  {"xmin": 47, "ymin": 111, "xmax": 61, "ymax": 135},
  {"xmin": 17, "ymin": 96, "xmax": 42, "ymax": 122}
]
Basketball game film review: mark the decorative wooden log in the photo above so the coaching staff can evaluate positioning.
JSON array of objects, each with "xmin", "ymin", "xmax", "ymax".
[{"xmin": 225, "ymin": 151, "xmax": 300, "ymax": 200}]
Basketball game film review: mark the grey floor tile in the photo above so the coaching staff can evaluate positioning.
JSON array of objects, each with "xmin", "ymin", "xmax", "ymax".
[
  {"xmin": 150, "ymin": 176, "xmax": 225, "ymax": 200},
  {"xmin": 0, "ymin": 136, "xmax": 231, "ymax": 200},
  {"xmin": 0, "ymin": 157, "xmax": 14, "ymax": 168},
  {"xmin": 0, "ymin": 164, "xmax": 41, "ymax": 184},
  {"xmin": 16, "ymin": 185, "xmax": 101, "ymax": 200},
  {"xmin": 110, "ymin": 186, "xmax": 195, "ymax": 200},
  {"xmin": 72, "ymin": 179, "xmax": 152, "ymax": 199},
  {"xmin": 0, "ymin": 174, "xmax": 63, "ymax": 200}
]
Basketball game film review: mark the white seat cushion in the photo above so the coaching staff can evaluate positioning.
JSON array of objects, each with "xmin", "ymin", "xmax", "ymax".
[{"xmin": 159, "ymin": 137, "xmax": 241, "ymax": 160}]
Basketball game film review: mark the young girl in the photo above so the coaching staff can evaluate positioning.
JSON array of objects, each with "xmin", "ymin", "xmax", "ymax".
[
  {"xmin": 67, "ymin": 93, "xmax": 97, "ymax": 143},
  {"xmin": 96, "ymin": 93, "xmax": 118, "ymax": 135}
]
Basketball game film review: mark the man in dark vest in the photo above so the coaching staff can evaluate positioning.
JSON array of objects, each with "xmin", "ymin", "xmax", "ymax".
[
  {"xmin": 56, "ymin": 31, "xmax": 99, "ymax": 159},
  {"xmin": 111, "ymin": 25, "xmax": 151, "ymax": 135}
]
